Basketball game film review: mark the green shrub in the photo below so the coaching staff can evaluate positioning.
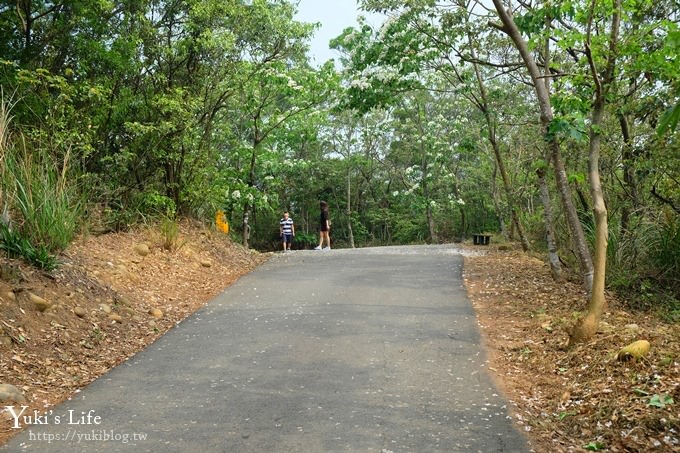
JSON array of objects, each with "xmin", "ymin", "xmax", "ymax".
[
  {"xmin": 293, "ymin": 231, "xmax": 317, "ymax": 249},
  {"xmin": 0, "ymin": 223, "xmax": 58, "ymax": 270},
  {"xmin": 606, "ymin": 211, "xmax": 680, "ymax": 317}
]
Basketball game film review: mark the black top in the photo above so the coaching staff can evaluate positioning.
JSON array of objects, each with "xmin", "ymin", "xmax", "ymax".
[{"xmin": 320, "ymin": 210, "xmax": 329, "ymax": 232}]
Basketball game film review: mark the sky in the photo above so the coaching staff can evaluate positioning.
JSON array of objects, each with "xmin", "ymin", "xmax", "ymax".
[{"xmin": 294, "ymin": 0, "xmax": 385, "ymax": 65}]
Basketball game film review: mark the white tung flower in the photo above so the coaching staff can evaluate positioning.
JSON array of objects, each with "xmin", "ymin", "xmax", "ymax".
[
  {"xmin": 350, "ymin": 78, "xmax": 370, "ymax": 90},
  {"xmin": 344, "ymin": 31, "xmax": 357, "ymax": 45},
  {"xmin": 287, "ymin": 78, "xmax": 302, "ymax": 90},
  {"xmin": 231, "ymin": 190, "xmax": 241, "ymax": 200},
  {"xmin": 378, "ymin": 16, "xmax": 397, "ymax": 40}
]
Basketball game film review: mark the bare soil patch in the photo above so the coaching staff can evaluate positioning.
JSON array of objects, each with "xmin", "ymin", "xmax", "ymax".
[{"xmin": 1, "ymin": 234, "xmax": 677, "ymax": 452}]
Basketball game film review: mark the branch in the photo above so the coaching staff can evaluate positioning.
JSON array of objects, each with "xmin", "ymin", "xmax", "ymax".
[
  {"xmin": 535, "ymin": 72, "xmax": 576, "ymax": 79},
  {"xmin": 457, "ymin": 52, "xmax": 525, "ymax": 70},
  {"xmin": 488, "ymin": 20, "xmax": 508, "ymax": 34},
  {"xmin": 31, "ymin": 2, "xmax": 64, "ymax": 22},
  {"xmin": 651, "ymin": 186, "xmax": 680, "ymax": 214},
  {"xmin": 584, "ymin": 0, "xmax": 602, "ymax": 100}
]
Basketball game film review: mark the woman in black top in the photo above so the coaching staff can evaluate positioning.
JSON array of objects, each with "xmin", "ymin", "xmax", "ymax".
[{"xmin": 315, "ymin": 201, "xmax": 331, "ymax": 250}]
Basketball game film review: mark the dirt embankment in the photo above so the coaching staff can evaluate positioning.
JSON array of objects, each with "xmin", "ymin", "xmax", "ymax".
[{"xmin": 0, "ymin": 221, "xmax": 269, "ymax": 445}]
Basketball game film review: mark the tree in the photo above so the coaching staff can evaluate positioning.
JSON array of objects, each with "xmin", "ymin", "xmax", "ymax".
[
  {"xmin": 569, "ymin": 0, "xmax": 621, "ymax": 344},
  {"xmin": 490, "ymin": 0, "xmax": 595, "ymax": 293}
]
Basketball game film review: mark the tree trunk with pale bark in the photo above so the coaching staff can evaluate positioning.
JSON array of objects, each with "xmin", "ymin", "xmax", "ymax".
[
  {"xmin": 569, "ymin": 0, "xmax": 621, "ymax": 345},
  {"xmin": 537, "ymin": 166, "xmax": 562, "ymax": 281},
  {"xmin": 491, "ymin": 0, "xmax": 594, "ymax": 292}
]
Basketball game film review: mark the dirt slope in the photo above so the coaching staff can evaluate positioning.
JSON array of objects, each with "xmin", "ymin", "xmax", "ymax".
[{"xmin": 0, "ymin": 221, "xmax": 269, "ymax": 445}]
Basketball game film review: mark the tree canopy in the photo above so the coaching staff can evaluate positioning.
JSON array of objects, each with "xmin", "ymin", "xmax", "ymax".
[{"xmin": 0, "ymin": 0, "xmax": 677, "ymax": 317}]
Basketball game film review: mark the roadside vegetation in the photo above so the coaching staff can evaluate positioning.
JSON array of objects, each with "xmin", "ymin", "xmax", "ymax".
[{"xmin": 0, "ymin": 2, "xmax": 677, "ymax": 450}]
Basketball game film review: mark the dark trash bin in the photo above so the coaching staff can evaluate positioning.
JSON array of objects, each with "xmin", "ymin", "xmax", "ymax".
[{"xmin": 473, "ymin": 234, "xmax": 490, "ymax": 245}]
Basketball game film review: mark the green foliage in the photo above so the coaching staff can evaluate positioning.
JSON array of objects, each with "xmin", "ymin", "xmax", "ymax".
[
  {"xmin": 349, "ymin": 214, "xmax": 372, "ymax": 245},
  {"xmin": 583, "ymin": 441, "xmax": 606, "ymax": 451},
  {"xmin": 391, "ymin": 217, "xmax": 428, "ymax": 244},
  {"xmin": 649, "ymin": 210, "xmax": 680, "ymax": 281},
  {"xmin": 657, "ymin": 102, "xmax": 680, "ymax": 135},
  {"xmin": 293, "ymin": 232, "xmax": 317, "ymax": 249},
  {"xmin": 648, "ymin": 394, "xmax": 674, "ymax": 408},
  {"xmin": 330, "ymin": 13, "xmax": 429, "ymax": 113},
  {"xmin": 514, "ymin": 3, "xmax": 576, "ymax": 36},
  {"xmin": 606, "ymin": 212, "xmax": 680, "ymax": 317},
  {"xmin": 0, "ymin": 223, "xmax": 58, "ymax": 270},
  {"xmin": 546, "ymin": 116, "xmax": 587, "ymax": 143},
  {"xmin": 138, "ymin": 192, "xmax": 177, "ymax": 219},
  {"xmin": 1, "ymin": 145, "xmax": 81, "ymax": 254}
]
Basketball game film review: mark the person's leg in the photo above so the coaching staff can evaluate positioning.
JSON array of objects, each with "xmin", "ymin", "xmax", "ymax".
[{"xmin": 315, "ymin": 231, "xmax": 323, "ymax": 249}]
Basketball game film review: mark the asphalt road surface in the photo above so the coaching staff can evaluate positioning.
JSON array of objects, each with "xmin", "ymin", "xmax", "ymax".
[{"xmin": 2, "ymin": 245, "xmax": 529, "ymax": 452}]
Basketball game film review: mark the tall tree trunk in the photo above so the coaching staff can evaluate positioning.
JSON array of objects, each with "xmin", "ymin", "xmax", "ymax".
[
  {"xmin": 346, "ymin": 168, "xmax": 355, "ymax": 248},
  {"xmin": 242, "ymin": 208, "xmax": 250, "ymax": 248},
  {"xmin": 491, "ymin": 0, "xmax": 594, "ymax": 292},
  {"xmin": 569, "ymin": 0, "xmax": 621, "ymax": 345},
  {"xmin": 618, "ymin": 112, "xmax": 639, "ymax": 233},
  {"xmin": 242, "ymin": 135, "xmax": 260, "ymax": 249},
  {"xmin": 459, "ymin": 206, "xmax": 466, "ymax": 241},
  {"xmin": 415, "ymin": 102, "xmax": 438, "ymax": 244},
  {"xmin": 491, "ymin": 164, "xmax": 509, "ymax": 240},
  {"xmin": 538, "ymin": 10, "xmax": 562, "ymax": 280},
  {"xmin": 486, "ymin": 120, "xmax": 530, "ymax": 251},
  {"xmin": 537, "ymin": 166, "xmax": 562, "ymax": 281},
  {"xmin": 423, "ymin": 172, "xmax": 438, "ymax": 242},
  {"xmin": 427, "ymin": 204, "xmax": 438, "ymax": 243}
]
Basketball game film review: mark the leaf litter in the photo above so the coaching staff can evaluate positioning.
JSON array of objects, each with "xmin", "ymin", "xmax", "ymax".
[{"xmin": 464, "ymin": 248, "xmax": 679, "ymax": 452}]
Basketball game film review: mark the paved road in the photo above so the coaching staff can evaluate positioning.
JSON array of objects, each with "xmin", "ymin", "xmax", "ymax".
[{"xmin": 2, "ymin": 245, "xmax": 528, "ymax": 452}]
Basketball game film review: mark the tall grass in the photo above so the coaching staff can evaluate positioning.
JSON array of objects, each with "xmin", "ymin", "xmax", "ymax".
[
  {"xmin": 0, "ymin": 88, "xmax": 15, "ymax": 218},
  {"xmin": 158, "ymin": 217, "xmax": 184, "ymax": 251},
  {"xmin": 605, "ymin": 211, "xmax": 680, "ymax": 319},
  {"xmin": 0, "ymin": 92, "xmax": 82, "ymax": 268},
  {"xmin": 4, "ymin": 145, "xmax": 82, "ymax": 252},
  {"xmin": 649, "ymin": 209, "xmax": 680, "ymax": 287}
]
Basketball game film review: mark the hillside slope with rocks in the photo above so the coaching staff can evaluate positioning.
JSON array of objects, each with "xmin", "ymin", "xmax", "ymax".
[{"xmin": 0, "ymin": 221, "xmax": 269, "ymax": 445}]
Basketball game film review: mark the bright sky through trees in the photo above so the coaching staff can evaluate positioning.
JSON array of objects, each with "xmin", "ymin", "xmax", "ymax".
[{"xmin": 295, "ymin": 0, "xmax": 384, "ymax": 65}]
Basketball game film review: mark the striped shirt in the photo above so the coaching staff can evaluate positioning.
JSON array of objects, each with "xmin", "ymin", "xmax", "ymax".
[{"xmin": 280, "ymin": 217, "xmax": 294, "ymax": 235}]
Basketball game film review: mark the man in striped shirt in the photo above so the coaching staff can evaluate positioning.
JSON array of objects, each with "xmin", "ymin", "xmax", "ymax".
[{"xmin": 279, "ymin": 212, "xmax": 295, "ymax": 251}]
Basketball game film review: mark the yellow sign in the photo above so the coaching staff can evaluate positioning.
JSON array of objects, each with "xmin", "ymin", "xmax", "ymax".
[{"xmin": 215, "ymin": 210, "xmax": 229, "ymax": 234}]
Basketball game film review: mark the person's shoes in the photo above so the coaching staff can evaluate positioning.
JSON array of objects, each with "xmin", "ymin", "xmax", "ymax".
[
  {"xmin": 314, "ymin": 246, "xmax": 321, "ymax": 250},
  {"xmin": 322, "ymin": 246, "xmax": 331, "ymax": 251}
]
